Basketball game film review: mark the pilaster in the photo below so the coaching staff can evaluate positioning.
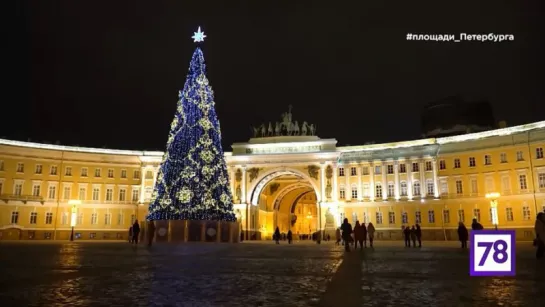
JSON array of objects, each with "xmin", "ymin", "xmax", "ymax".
[
  {"xmin": 394, "ymin": 161, "xmax": 400, "ymax": 200},
  {"xmin": 381, "ymin": 161, "xmax": 387, "ymax": 201}
]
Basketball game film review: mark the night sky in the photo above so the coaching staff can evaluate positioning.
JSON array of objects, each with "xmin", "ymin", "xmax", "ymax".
[{"xmin": 4, "ymin": 1, "xmax": 545, "ymax": 151}]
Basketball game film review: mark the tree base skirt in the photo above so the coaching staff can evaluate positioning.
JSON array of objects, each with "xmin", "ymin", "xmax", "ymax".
[{"xmin": 153, "ymin": 220, "xmax": 240, "ymax": 243}]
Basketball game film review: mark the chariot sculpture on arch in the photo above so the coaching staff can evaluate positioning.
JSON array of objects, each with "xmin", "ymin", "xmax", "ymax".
[{"xmin": 250, "ymin": 105, "xmax": 317, "ymax": 137}]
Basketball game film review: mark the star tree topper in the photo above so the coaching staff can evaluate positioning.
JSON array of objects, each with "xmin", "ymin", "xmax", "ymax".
[{"xmin": 192, "ymin": 27, "xmax": 207, "ymax": 42}]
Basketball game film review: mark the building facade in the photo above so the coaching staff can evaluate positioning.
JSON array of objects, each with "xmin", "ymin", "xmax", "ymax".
[{"xmin": 1, "ymin": 120, "xmax": 544, "ymax": 241}]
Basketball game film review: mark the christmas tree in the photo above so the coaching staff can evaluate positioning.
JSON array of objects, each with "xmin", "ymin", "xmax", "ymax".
[{"xmin": 147, "ymin": 27, "xmax": 236, "ymax": 222}]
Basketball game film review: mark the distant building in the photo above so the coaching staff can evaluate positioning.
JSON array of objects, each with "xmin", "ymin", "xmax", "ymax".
[{"xmin": 421, "ymin": 96, "xmax": 497, "ymax": 138}]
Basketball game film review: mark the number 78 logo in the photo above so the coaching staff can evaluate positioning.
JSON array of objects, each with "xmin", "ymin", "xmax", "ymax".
[{"xmin": 470, "ymin": 230, "xmax": 516, "ymax": 276}]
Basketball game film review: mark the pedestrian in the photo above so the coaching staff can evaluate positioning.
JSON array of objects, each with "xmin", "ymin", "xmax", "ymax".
[
  {"xmin": 147, "ymin": 220, "xmax": 156, "ymax": 246},
  {"xmin": 341, "ymin": 218, "xmax": 353, "ymax": 252},
  {"xmin": 471, "ymin": 218, "xmax": 484, "ymax": 230},
  {"xmin": 132, "ymin": 220, "xmax": 140, "ymax": 245},
  {"xmin": 128, "ymin": 225, "xmax": 133, "ymax": 243},
  {"xmin": 354, "ymin": 220, "xmax": 366, "ymax": 250},
  {"xmin": 410, "ymin": 225, "xmax": 417, "ymax": 247},
  {"xmin": 335, "ymin": 228, "xmax": 341, "ymax": 245},
  {"xmin": 367, "ymin": 222, "xmax": 375, "ymax": 247},
  {"xmin": 534, "ymin": 212, "xmax": 545, "ymax": 258},
  {"xmin": 457, "ymin": 222, "xmax": 469, "ymax": 248},
  {"xmin": 403, "ymin": 226, "xmax": 411, "ymax": 247},
  {"xmin": 415, "ymin": 224, "xmax": 422, "ymax": 247},
  {"xmin": 361, "ymin": 222, "xmax": 368, "ymax": 248},
  {"xmin": 327, "ymin": 234, "xmax": 331, "ymax": 241},
  {"xmin": 287, "ymin": 230, "xmax": 293, "ymax": 244},
  {"xmin": 274, "ymin": 227, "xmax": 280, "ymax": 244}
]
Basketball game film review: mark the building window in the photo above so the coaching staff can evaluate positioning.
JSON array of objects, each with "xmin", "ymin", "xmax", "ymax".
[
  {"xmin": 132, "ymin": 189, "xmax": 139, "ymax": 202},
  {"xmin": 412, "ymin": 162, "xmax": 419, "ymax": 172},
  {"xmin": 106, "ymin": 188, "xmax": 113, "ymax": 201},
  {"xmin": 119, "ymin": 189, "xmax": 126, "ymax": 202},
  {"xmin": 351, "ymin": 186, "xmax": 358, "ymax": 199},
  {"xmin": 485, "ymin": 177, "xmax": 494, "ymax": 193},
  {"xmin": 338, "ymin": 167, "xmax": 345, "ymax": 177},
  {"xmin": 500, "ymin": 153, "xmax": 507, "ymax": 163},
  {"xmin": 502, "ymin": 176, "xmax": 511, "ymax": 194},
  {"xmin": 119, "ymin": 170, "xmax": 127, "ymax": 179},
  {"xmin": 65, "ymin": 167, "xmax": 72, "ymax": 176},
  {"xmin": 95, "ymin": 168, "xmax": 101, "ymax": 177},
  {"xmin": 35, "ymin": 164, "xmax": 43, "ymax": 174},
  {"xmin": 375, "ymin": 183, "xmax": 382, "ymax": 198},
  {"xmin": 48, "ymin": 185, "xmax": 56, "ymax": 199},
  {"xmin": 413, "ymin": 181, "xmax": 421, "ymax": 196},
  {"xmin": 61, "ymin": 212, "xmax": 68, "ymax": 225},
  {"xmin": 77, "ymin": 213, "xmax": 83, "ymax": 225},
  {"xmin": 400, "ymin": 181, "xmax": 408, "ymax": 196},
  {"xmin": 516, "ymin": 151, "xmax": 524, "ymax": 161},
  {"xmin": 387, "ymin": 165, "xmax": 394, "ymax": 174},
  {"xmin": 522, "ymin": 206, "xmax": 531, "ymax": 221},
  {"xmin": 45, "ymin": 212, "xmax": 53, "ymax": 224},
  {"xmin": 401, "ymin": 212, "xmax": 408, "ymax": 224},
  {"xmin": 473, "ymin": 209, "xmax": 481, "ymax": 222},
  {"xmin": 117, "ymin": 212, "xmax": 124, "ymax": 225},
  {"xmin": 350, "ymin": 167, "xmax": 357, "ymax": 176},
  {"xmin": 11, "ymin": 211, "xmax": 19, "ymax": 224},
  {"xmin": 50, "ymin": 165, "xmax": 58, "ymax": 175},
  {"xmin": 14, "ymin": 182, "xmax": 23, "ymax": 196},
  {"xmin": 428, "ymin": 210, "xmax": 435, "ymax": 223},
  {"xmin": 484, "ymin": 155, "xmax": 492, "ymax": 165},
  {"xmin": 388, "ymin": 211, "xmax": 395, "ymax": 224},
  {"xmin": 104, "ymin": 213, "xmax": 112, "ymax": 225},
  {"xmin": 92, "ymin": 188, "xmax": 100, "ymax": 201},
  {"xmin": 427, "ymin": 180, "xmax": 434, "ymax": 195},
  {"xmin": 362, "ymin": 167, "xmax": 369, "ymax": 175},
  {"xmin": 78, "ymin": 187, "xmax": 86, "ymax": 201},
  {"xmin": 0, "ymin": 181, "xmax": 3, "ymax": 194},
  {"xmin": 443, "ymin": 209, "xmax": 450, "ymax": 224},
  {"xmin": 506, "ymin": 207, "xmax": 514, "ymax": 221},
  {"xmin": 0, "ymin": 160, "xmax": 4, "ymax": 171},
  {"xmin": 16, "ymin": 163, "xmax": 24, "ymax": 173},
  {"xmin": 32, "ymin": 184, "xmax": 41, "ymax": 196},
  {"xmin": 63, "ymin": 186, "xmax": 71, "ymax": 200},
  {"xmin": 90, "ymin": 233, "xmax": 97, "ymax": 239},
  {"xmin": 44, "ymin": 232, "xmax": 52, "ymax": 240},
  {"xmin": 456, "ymin": 180, "xmax": 463, "ymax": 195},
  {"xmin": 133, "ymin": 170, "xmax": 140, "ymax": 179},
  {"xmin": 469, "ymin": 157, "xmax": 476, "ymax": 167},
  {"xmin": 399, "ymin": 164, "xmax": 406, "ymax": 173},
  {"xmin": 387, "ymin": 183, "xmax": 394, "ymax": 197},
  {"xmin": 439, "ymin": 160, "xmax": 446, "ymax": 170},
  {"xmin": 537, "ymin": 147, "xmax": 544, "ymax": 159},
  {"xmin": 30, "ymin": 212, "xmax": 38, "ymax": 224},
  {"xmin": 145, "ymin": 171, "xmax": 154, "ymax": 179},
  {"xmin": 91, "ymin": 213, "xmax": 98, "ymax": 225},
  {"xmin": 339, "ymin": 186, "xmax": 345, "ymax": 199},
  {"xmin": 519, "ymin": 174, "xmax": 528, "ymax": 190},
  {"xmin": 415, "ymin": 211, "xmax": 422, "ymax": 224},
  {"xmin": 363, "ymin": 183, "xmax": 370, "ymax": 198},
  {"xmin": 374, "ymin": 166, "xmax": 381, "ymax": 174},
  {"xmin": 454, "ymin": 159, "xmax": 461, "ymax": 169},
  {"xmin": 470, "ymin": 179, "xmax": 478, "ymax": 195},
  {"xmin": 376, "ymin": 212, "xmax": 383, "ymax": 224},
  {"xmin": 425, "ymin": 161, "xmax": 432, "ymax": 171},
  {"xmin": 108, "ymin": 169, "xmax": 114, "ymax": 178},
  {"xmin": 539, "ymin": 173, "xmax": 545, "ymax": 189},
  {"xmin": 458, "ymin": 209, "xmax": 465, "ymax": 222},
  {"xmin": 81, "ymin": 168, "xmax": 88, "ymax": 177}
]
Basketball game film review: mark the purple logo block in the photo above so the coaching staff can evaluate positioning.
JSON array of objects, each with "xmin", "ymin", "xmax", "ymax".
[{"xmin": 470, "ymin": 230, "xmax": 516, "ymax": 277}]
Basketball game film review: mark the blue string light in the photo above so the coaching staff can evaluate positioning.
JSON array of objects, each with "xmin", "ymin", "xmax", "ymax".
[{"xmin": 146, "ymin": 47, "xmax": 236, "ymax": 222}]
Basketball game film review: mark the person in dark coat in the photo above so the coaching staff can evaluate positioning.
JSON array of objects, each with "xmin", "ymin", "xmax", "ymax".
[
  {"xmin": 147, "ymin": 220, "xmax": 156, "ymax": 246},
  {"xmin": 403, "ymin": 226, "xmax": 411, "ymax": 247},
  {"xmin": 274, "ymin": 227, "xmax": 281, "ymax": 244},
  {"xmin": 287, "ymin": 230, "xmax": 293, "ymax": 244},
  {"xmin": 410, "ymin": 226, "xmax": 417, "ymax": 247},
  {"xmin": 458, "ymin": 222, "xmax": 469, "ymax": 248},
  {"xmin": 132, "ymin": 220, "xmax": 140, "ymax": 244},
  {"xmin": 415, "ymin": 224, "xmax": 422, "ymax": 247},
  {"xmin": 471, "ymin": 218, "xmax": 484, "ymax": 230},
  {"xmin": 361, "ymin": 223, "xmax": 368, "ymax": 248},
  {"xmin": 354, "ymin": 221, "xmax": 365, "ymax": 249},
  {"xmin": 341, "ymin": 218, "xmax": 353, "ymax": 252}
]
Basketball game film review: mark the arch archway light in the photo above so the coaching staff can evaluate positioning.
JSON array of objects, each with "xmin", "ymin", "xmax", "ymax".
[{"xmin": 271, "ymin": 182, "xmax": 314, "ymax": 211}]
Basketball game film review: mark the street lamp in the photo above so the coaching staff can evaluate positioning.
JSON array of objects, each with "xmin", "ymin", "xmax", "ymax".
[
  {"xmin": 485, "ymin": 192, "xmax": 500, "ymax": 230},
  {"xmin": 68, "ymin": 200, "xmax": 81, "ymax": 241}
]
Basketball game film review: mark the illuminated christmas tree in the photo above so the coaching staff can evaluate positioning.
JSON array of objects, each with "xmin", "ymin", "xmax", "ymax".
[{"xmin": 147, "ymin": 27, "xmax": 236, "ymax": 222}]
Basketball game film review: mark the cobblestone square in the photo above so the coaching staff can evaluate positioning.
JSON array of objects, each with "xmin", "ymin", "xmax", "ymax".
[{"xmin": 0, "ymin": 241, "xmax": 543, "ymax": 307}]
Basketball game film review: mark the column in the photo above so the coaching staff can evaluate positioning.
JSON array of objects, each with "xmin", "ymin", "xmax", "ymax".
[
  {"xmin": 420, "ymin": 160, "xmax": 427, "ymax": 198},
  {"xmin": 432, "ymin": 159, "xmax": 439, "ymax": 198},
  {"xmin": 332, "ymin": 163, "xmax": 338, "ymax": 202},
  {"xmin": 139, "ymin": 167, "xmax": 146, "ymax": 203},
  {"xmin": 357, "ymin": 164, "xmax": 363, "ymax": 201},
  {"xmin": 394, "ymin": 161, "xmax": 400, "ymax": 200},
  {"xmin": 369, "ymin": 162, "xmax": 375, "ymax": 201},
  {"xmin": 345, "ymin": 165, "xmax": 351, "ymax": 201},
  {"xmin": 407, "ymin": 160, "xmax": 413, "ymax": 200},
  {"xmin": 381, "ymin": 161, "xmax": 387, "ymax": 201},
  {"xmin": 229, "ymin": 166, "xmax": 236, "ymax": 200},
  {"xmin": 241, "ymin": 167, "xmax": 247, "ymax": 203},
  {"xmin": 320, "ymin": 163, "xmax": 326, "ymax": 202}
]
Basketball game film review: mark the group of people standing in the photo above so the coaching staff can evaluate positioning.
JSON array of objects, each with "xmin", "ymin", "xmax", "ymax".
[
  {"xmin": 336, "ymin": 218, "xmax": 376, "ymax": 251},
  {"xmin": 402, "ymin": 224, "xmax": 422, "ymax": 247},
  {"xmin": 128, "ymin": 220, "xmax": 156, "ymax": 246}
]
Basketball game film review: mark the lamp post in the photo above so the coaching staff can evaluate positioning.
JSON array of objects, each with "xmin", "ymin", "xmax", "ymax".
[
  {"xmin": 68, "ymin": 200, "xmax": 81, "ymax": 241},
  {"xmin": 485, "ymin": 192, "xmax": 500, "ymax": 230}
]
